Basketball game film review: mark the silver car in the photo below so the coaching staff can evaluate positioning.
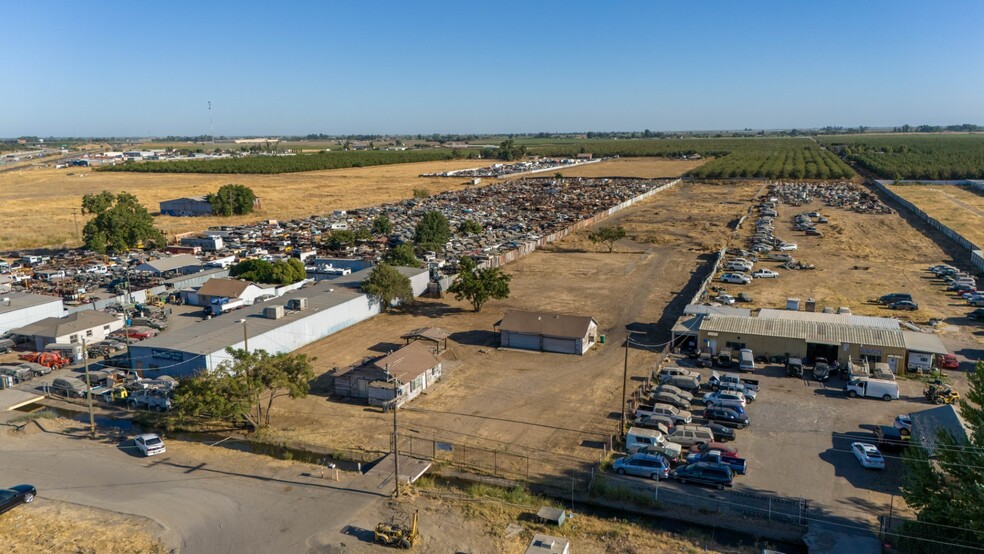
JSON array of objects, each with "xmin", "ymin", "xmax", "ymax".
[{"xmin": 613, "ymin": 453, "xmax": 671, "ymax": 481}]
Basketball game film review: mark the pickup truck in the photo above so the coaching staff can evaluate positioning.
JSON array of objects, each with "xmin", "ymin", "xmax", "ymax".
[
  {"xmin": 127, "ymin": 389, "xmax": 173, "ymax": 411},
  {"xmin": 685, "ymin": 449, "xmax": 747, "ymax": 475},
  {"xmin": 709, "ymin": 371, "xmax": 759, "ymax": 392}
]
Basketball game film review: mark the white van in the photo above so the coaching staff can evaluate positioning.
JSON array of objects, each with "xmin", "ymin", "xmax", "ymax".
[
  {"xmin": 625, "ymin": 427, "xmax": 666, "ymax": 454},
  {"xmin": 845, "ymin": 377, "xmax": 899, "ymax": 401},
  {"xmin": 738, "ymin": 349, "xmax": 755, "ymax": 373}
]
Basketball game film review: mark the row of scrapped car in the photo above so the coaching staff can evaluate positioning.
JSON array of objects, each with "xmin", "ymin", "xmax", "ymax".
[
  {"xmin": 929, "ymin": 263, "xmax": 983, "ymax": 315},
  {"xmin": 611, "ymin": 366, "xmax": 760, "ymax": 490}
]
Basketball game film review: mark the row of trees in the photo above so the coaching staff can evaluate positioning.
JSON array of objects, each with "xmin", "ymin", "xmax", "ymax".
[
  {"xmin": 97, "ymin": 149, "xmax": 455, "ymax": 174},
  {"xmin": 820, "ymin": 135, "xmax": 984, "ymax": 180},
  {"xmin": 689, "ymin": 143, "xmax": 854, "ymax": 180}
]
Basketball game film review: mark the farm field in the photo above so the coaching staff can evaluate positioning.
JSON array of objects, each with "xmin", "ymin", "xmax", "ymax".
[
  {"xmin": 553, "ymin": 156, "xmax": 708, "ymax": 178},
  {"xmin": 271, "ymin": 182, "xmax": 759, "ymax": 467},
  {"xmin": 0, "ymin": 158, "xmax": 703, "ymax": 251},
  {"xmin": 887, "ymin": 183, "xmax": 984, "ymax": 248},
  {"xmin": 819, "ymin": 133, "xmax": 984, "ymax": 179}
]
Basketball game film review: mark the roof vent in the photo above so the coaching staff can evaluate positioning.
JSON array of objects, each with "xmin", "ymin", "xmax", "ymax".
[
  {"xmin": 287, "ymin": 297, "xmax": 308, "ymax": 311},
  {"xmin": 264, "ymin": 306, "xmax": 284, "ymax": 320}
]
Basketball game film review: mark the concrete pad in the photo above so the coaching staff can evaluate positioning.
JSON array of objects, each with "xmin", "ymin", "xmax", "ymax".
[
  {"xmin": 362, "ymin": 454, "xmax": 432, "ymax": 494},
  {"xmin": 0, "ymin": 388, "xmax": 44, "ymax": 411}
]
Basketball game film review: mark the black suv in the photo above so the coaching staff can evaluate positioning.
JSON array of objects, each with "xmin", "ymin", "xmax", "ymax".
[
  {"xmin": 970, "ymin": 308, "xmax": 984, "ymax": 322},
  {"xmin": 879, "ymin": 293, "xmax": 912, "ymax": 305},
  {"xmin": 671, "ymin": 462, "xmax": 734, "ymax": 490},
  {"xmin": 703, "ymin": 407, "xmax": 749, "ymax": 429}
]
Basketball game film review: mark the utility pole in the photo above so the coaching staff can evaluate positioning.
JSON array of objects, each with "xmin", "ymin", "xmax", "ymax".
[
  {"xmin": 241, "ymin": 319, "xmax": 249, "ymax": 352},
  {"xmin": 71, "ymin": 208, "xmax": 80, "ymax": 241},
  {"xmin": 120, "ymin": 270, "xmax": 133, "ymax": 371},
  {"xmin": 393, "ymin": 396, "xmax": 400, "ymax": 498},
  {"xmin": 621, "ymin": 329, "xmax": 640, "ymax": 441},
  {"xmin": 82, "ymin": 339, "xmax": 95, "ymax": 439}
]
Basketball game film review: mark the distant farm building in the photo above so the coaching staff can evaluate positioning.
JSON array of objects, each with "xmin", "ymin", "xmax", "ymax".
[
  {"xmin": 160, "ymin": 196, "xmax": 212, "ymax": 217},
  {"xmin": 497, "ymin": 311, "xmax": 599, "ymax": 355}
]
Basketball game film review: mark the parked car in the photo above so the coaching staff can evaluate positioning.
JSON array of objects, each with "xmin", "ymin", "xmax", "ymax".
[
  {"xmin": 695, "ymin": 352, "xmax": 713, "ymax": 368},
  {"xmin": 613, "ymin": 454, "xmax": 671, "ymax": 481},
  {"xmin": 686, "ymin": 449, "xmax": 747, "ymax": 475},
  {"xmin": 633, "ymin": 414, "xmax": 676, "ymax": 433},
  {"xmin": 874, "ymin": 425, "xmax": 909, "ymax": 452},
  {"xmin": 0, "ymin": 484, "xmax": 36, "ymax": 515},
  {"xmin": 134, "ymin": 433, "xmax": 166, "ymax": 457},
  {"xmin": 851, "ymin": 442, "xmax": 885, "ymax": 469},
  {"xmin": 705, "ymin": 423, "xmax": 737, "ymax": 442},
  {"xmin": 636, "ymin": 403, "xmax": 692, "ymax": 425},
  {"xmin": 652, "ymin": 384, "xmax": 694, "ymax": 402},
  {"xmin": 720, "ymin": 273, "xmax": 751, "ymax": 285},
  {"xmin": 894, "ymin": 414, "xmax": 912, "ymax": 436},
  {"xmin": 736, "ymin": 292, "xmax": 754, "ymax": 303},
  {"xmin": 50, "ymin": 377, "xmax": 88, "ymax": 398},
  {"xmin": 703, "ymin": 407, "xmax": 749, "ymax": 429},
  {"xmin": 938, "ymin": 354, "xmax": 960, "ymax": 370},
  {"xmin": 666, "ymin": 424, "xmax": 715, "ymax": 448},
  {"xmin": 879, "ymin": 293, "xmax": 912, "ymax": 305},
  {"xmin": 970, "ymin": 308, "xmax": 984, "ymax": 321},
  {"xmin": 652, "ymin": 391, "xmax": 691, "ymax": 411},
  {"xmin": 715, "ymin": 293, "xmax": 736, "ymax": 305},
  {"xmin": 777, "ymin": 243, "xmax": 798, "ymax": 251},
  {"xmin": 751, "ymin": 269, "xmax": 779, "ymax": 279},
  {"xmin": 889, "ymin": 300, "xmax": 919, "ymax": 311},
  {"xmin": 703, "ymin": 390, "xmax": 747, "ymax": 408},
  {"xmin": 656, "ymin": 367, "xmax": 699, "ymax": 382},
  {"xmin": 689, "ymin": 441, "xmax": 739, "ymax": 457},
  {"xmin": 671, "ymin": 462, "xmax": 734, "ymax": 490}
]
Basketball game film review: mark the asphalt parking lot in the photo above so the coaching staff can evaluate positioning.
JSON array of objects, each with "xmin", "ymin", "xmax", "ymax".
[{"xmin": 662, "ymin": 356, "xmax": 930, "ymax": 527}]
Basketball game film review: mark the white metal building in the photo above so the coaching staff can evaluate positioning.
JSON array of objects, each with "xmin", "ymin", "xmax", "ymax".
[
  {"xmin": 0, "ymin": 292, "xmax": 64, "ymax": 335},
  {"xmin": 133, "ymin": 254, "xmax": 203, "ymax": 276}
]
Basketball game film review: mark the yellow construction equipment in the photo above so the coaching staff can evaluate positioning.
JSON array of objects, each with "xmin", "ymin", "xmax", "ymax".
[{"xmin": 374, "ymin": 510, "xmax": 418, "ymax": 549}]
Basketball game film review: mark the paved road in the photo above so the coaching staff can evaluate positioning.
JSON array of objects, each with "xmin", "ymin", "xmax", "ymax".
[{"xmin": 0, "ymin": 428, "xmax": 386, "ymax": 553}]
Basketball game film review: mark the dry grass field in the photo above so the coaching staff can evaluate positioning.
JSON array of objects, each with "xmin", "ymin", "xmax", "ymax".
[
  {"xmin": 0, "ymin": 157, "xmax": 700, "ymax": 252},
  {"xmin": 887, "ymin": 184, "xmax": 984, "ymax": 248},
  {"xmin": 0, "ymin": 500, "xmax": 166, "ymax": 553}
]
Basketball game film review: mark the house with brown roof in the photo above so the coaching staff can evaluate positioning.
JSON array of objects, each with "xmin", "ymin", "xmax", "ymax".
[
  {"xmin": 191, "ymin": 278, "xmax": 267, "ymax": 307},
  {"xmin": 497, "ymin": 310, "xmax": 599, "ymax": 355},
  {"xmin": 332, "ymin": 340, "xmax": 443, "ymax": 406}
]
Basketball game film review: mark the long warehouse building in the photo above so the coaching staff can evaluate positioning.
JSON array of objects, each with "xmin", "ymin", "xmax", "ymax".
[{"xmin": 128, "ymin": 267, "xmax": 429, "ymax": 377}]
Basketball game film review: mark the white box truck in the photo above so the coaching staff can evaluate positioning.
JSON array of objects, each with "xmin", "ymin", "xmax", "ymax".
[{"xmin": 844, "ymin": 377, "xmax": 899, "ymax": 401}]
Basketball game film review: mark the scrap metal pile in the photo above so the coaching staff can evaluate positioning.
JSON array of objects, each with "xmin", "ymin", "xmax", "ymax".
[
  {"xmin": 421, "ymin": 157, "xmax": 605, "ymax": 178},
  {"xmin": 769, "ymin": 181, "xmax": 892, "ymax": 214}
]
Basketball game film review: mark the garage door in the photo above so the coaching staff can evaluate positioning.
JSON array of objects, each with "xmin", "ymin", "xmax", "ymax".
[
  {"xmin": 542, "ymin": 337, "xmax": 577, "ymax": 354},
  {"xmin": 505, "ymin": 332, "xmax": 541, "ymax": 351}
]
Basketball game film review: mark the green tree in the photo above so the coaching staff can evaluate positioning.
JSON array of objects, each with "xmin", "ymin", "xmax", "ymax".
[
  {"xmin": 207, "ymin": 184, "xmax": 257, "ymax": 216},
  {"xmin": 324, "ymin": 229, "xmax": 356, "ymax": 251},
  {"xmin": 362, "ymin": 263, "xmax": 414, "ymax": 312},
  {"xmin": 447, "ymin": 256, "xmax": 511, "ymax": 312},
  {"xmin": 383, "ymin": 243, "xmax": 422, "ymax": 267},
  {"xmin": 414, "ymin": 211, "xmax": 452, "ymax": 247},
  {"xmin": 81, "ymin": 191, "xmax": 164, "ymax": 253},
  {"xmin": 171, "ymin": 349, "xmax": 314, "ymax": 430},
  {"xmin": 372, "ymin": 215, "xmax": 393, "ymax": 235},
  {"xmin": 588, "ymin": 225, "xmax": 628, "ymax": 253},
  {"xmin": 230, "ymin": 258, "xmax": 305, "ymax": 285},
  {"xmin": 492, "ymin": 139, "xmax": 527, "ymax": 161},
  {"xmin": 458, "ymin": 219, "xmax": 483, "ymax": 235},
  {"xmin": 900, "ymin": 360, "xmax": 984, "ymax": 552}
]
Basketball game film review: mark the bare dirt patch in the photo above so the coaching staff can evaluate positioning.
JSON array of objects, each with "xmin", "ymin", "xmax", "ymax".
[
  {"xmin": 887, "ymin": 184, "xmax": 984, "ymax": 248},
  {"xmin": 0, "ymin": 500, "xmax": 166, "ymax": 554}
]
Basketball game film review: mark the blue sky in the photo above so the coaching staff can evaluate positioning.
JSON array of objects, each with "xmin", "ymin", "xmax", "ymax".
[{"xmin": 3, "ymin": 0, "xmax": 982, "ymax": 136}]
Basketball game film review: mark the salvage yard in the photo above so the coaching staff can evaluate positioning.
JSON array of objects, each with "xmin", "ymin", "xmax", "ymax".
[{"xmin": 275, "ymin": 182, "xmax": 759, "ymax": 469}]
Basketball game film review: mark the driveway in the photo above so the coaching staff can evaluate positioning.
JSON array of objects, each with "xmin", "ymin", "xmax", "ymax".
[{"xmin": 0, "ymin": 423, "xmax": 386, "ymax": 553}]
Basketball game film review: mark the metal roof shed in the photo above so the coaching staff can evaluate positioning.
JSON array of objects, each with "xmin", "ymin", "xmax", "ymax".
[{"xmin": 902, "ymin": 331, "xmax": 949, "ymax": 355}]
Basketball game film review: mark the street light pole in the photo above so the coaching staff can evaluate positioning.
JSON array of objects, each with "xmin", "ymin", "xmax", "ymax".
[
  {"xmin": 241, "ymin": 319, "xmax": 249, "ymax": 352},
  {"xmin": 621, "ymin": 329, "xmax": 643, "ymax": 441}
]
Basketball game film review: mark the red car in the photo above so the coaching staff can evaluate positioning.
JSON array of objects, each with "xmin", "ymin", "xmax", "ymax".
[
  {"xmin": 939, "ymin": 354, "xmax": 960, "ymax": 370},
  {"xmin": 689, "ymin": 441, "xmax": 738, "ymax": 457}
]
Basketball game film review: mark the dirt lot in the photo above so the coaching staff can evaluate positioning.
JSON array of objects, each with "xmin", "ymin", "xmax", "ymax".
[
  {"xmin": 0, "ymin": 157, "xmax": 701, "ymax": 252},
  {"xmin": 719, "ymin": 196, "xmax": 983, "ymax": 350},
  {"xmin": 887, "ymin": 183, "xmax": 984, "ymax": 248},
  {"xmin": 266, "ymin": 182, "xmax": 759, "ymax": 470},
  {"xmin": 0, "ymin": 499, "xmax": 166, "ymax": 553}
]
